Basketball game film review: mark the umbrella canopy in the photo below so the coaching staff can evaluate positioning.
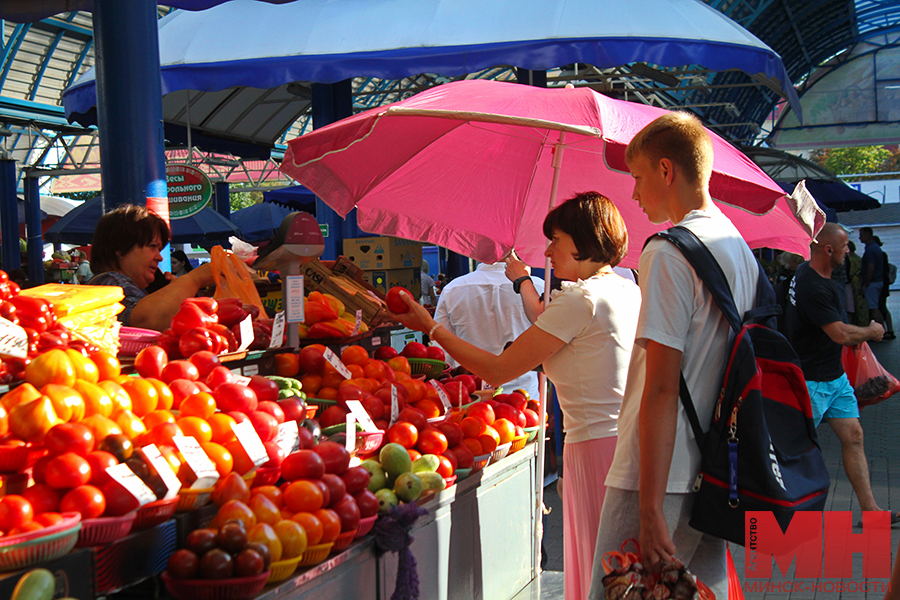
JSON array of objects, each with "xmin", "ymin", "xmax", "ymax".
[
  {"xmin": 262, "ymin": 185, "xmax": 318, "ymax": 214},
  {"xmin": 282, "ymin": 80, "xmax": 820, "ymax": 269},
  {"xmin": 44, "ymin": 196, "xmax": 241, "ymax": 246},
  {"xmin": 230, "ymin": 201, "xmax": 292, "ymax": 242},
  {"xmin": 779, "ymin": 179, "xmax": 880, "ymax": 213}
]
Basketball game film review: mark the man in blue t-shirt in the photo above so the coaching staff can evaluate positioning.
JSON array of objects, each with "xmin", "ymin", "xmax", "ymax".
[
  {"xmin": 785, "ymin": 223, "xmax": 896, "ymax": 525},
  {"xmin": 860, "ymin": 226, "xmax": 885, "ymax": 326}
]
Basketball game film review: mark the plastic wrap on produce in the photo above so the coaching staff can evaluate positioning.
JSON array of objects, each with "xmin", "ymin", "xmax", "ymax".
[
  {"xmin": 69, "ymin": 320, "xmax": 122, "ymax": 355},
  {"xmin": 57, "ymin": 303, "xmax": 125, "ymax": 329},
  {"xmin": 19, "ymin": 284, "xmax": 125, "ymax": 317}
]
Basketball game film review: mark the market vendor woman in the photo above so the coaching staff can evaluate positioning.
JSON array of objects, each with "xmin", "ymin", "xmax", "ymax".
[{"xmin": 89, "ymin": 204, "xmax": 215, "ymax": 331}]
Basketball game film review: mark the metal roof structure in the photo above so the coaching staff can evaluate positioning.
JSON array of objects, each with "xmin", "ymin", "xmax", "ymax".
[{"xmin": 1, "ymin": 0, "xmax": 899, "ymax": 193}]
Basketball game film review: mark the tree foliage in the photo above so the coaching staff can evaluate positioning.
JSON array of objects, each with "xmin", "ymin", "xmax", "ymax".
[{"xmin": 809, "ymin": 146, "xmax": 898, "ymax": 181}]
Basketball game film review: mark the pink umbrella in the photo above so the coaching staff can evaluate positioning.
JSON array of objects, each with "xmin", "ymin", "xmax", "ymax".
[{"xmin": 281, "ymin": 79, "xmax": 822, "ymax": 270}]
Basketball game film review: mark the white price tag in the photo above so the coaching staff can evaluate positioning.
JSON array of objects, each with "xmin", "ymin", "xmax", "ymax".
[
  {"xmin": 389, "ymin": 385, "xmax": 399, "ymax": 426},
  {"xmin": 140, "ymin": 444, "xmax": 183, "ymax": 499},
  {"xmin": 345, "ymin": 414, "xmax": 356, "ymax": 453},
  {"xmin": 269, "ymin": 311, "xmax": 286, "ymax": 349},
  {"xmin": 232, "ymin": 374, "xmax": 252, "ymax": 386},
  {"xmin": 106, "ymin": 463, "xmax": 157, "ymax": 506},
  {"xmin": 230, "ymin": 367, "xmax": 243, "ymax": 376},
  {"xmin": 322, "ymin": 347, "xmax": 352, "ymax": 379},
  {"xmin": 275, "ymin": 420, "xmax": 300, "ymax": 455},
  {"xmin": 0, "ymin": 318, "xmax": 28, "ymax": 359},
  {"xmin": 231, "ymin": 421, "xmax": 269, "ymax": 468},
  {"xmin": 346, "ymin": 400, "xmax": 379, "ymax": 433},
  {"xmin": 237, "ymin": 315, "xmax": 254, "ymax": 351},
  {"xmin": 430, "ymin": 380, "xmax": 452, "ymax": 413},
  {"xmin": 242, "ymin": 364, "xmax": 259, "ymax": 376},
  {"xmin": 172, "ymin": 436, "xmax": 220, "ymax": 489},
  {"xmin": 350, "ymin": 310, "xmax": 362, "ymax": 336},
  {"xmin": 286, "ymin": 276, "xmax": 305, "ymax": 323}
]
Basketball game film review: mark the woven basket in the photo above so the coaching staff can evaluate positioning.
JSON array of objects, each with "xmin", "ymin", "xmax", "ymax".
[
  {"xmin": 407, "ymin": 358, "xmax": 447, "ymax": 379},
  {"xmin": 118, "ymin": 327, "xmax": 160, "ymax": 356}
]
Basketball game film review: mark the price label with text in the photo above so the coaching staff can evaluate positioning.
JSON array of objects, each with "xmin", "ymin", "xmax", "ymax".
[
  {"xmin": 430, "ymin": 380, "xmax": 452, "ymax": 414},
  {"xmin": 269, "ymin": 311, "xmax": 286, "ymax": 349},
  {"xmin": 237, "ymin": 315, "xmax": 254, "ymax": 351},
  {"xmin": 106, "ymin": 463, "xmax": 157, "ymax": 506},
  {"xmin": 346, "ymin": 400, "xmax": 379, "ymax": 433},
  {"xmin": 389, "ymin": 385, "xmax": 399, "ymax": 426},
  {"xmin": 350, "ymin": 310, "xmax": 363, "ymax": 336},
  {"xmin": 140, "ymin": 444, "xmax": 183, "ymax": 499},
  {"xmin": 173, "ymin": 436, "xmax": 220, "ymax": 489},
  {"xmin": 275, "ymin": 420, "xmax": 300, "ymax": 455},
  {"xmin": 345, "ymin": 414, "xmax": 356, "ymax": 454},
  {"xmin": 232, "ymin": 374, "xmax": 252, "ymax": 386},
  {"xmin": 322, "ymin": 347, "xmax": 352, "ymax": 379},
  {"xmin": 231, "ymin": 421, "xmax": 269, "ymax": 468},
  {"xmin": 242, "ymin": 364, "xmax": 259, "ymax": 376},
  {"xmin": 0, "ymin": 318, "xmax": 28, "ymax": 359}
]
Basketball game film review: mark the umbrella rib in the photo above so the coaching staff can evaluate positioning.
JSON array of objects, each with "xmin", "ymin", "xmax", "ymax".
[{"xmin": 387, "ymin": 107, "xmax": 602, "ymax": 137}]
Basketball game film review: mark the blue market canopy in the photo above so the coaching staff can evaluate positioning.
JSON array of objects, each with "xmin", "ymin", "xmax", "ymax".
[
  {"xmin": 230, "ymin": 201, "xmax": 292, "ymax": 242},
  {"xmin": 781, "ymin": 179, "xmax": 881, "ymax": 213},
  {"xmin": 44, "ymin": 195, "xmax": 241, "ymax": 245},
  {"xmin": 262, "ymin": 185, "xmax": 317, "ymax": 213},
  {"xmin": 0, "ymin": 1, "xmax": 297, "ymax": 23},
  {"xmin": 62, "ymin": 0, "xmax": 800, "ymax": 153}
]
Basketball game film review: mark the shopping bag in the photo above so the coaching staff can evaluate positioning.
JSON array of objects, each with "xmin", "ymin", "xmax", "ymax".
[
  {"xmin": 727, "ymin": 545, "xmax": 744, "ymax": 600},
  {"xmin": 841, "ymin": 342, "xmax": 900, "ymax": 407},
  {"xmin": 210, "ymin": 245, "xmax": 267, "ymax": 317},
  {"xmin": 600, "ymin": 539, "xmax": 715, "ymax": 600}
]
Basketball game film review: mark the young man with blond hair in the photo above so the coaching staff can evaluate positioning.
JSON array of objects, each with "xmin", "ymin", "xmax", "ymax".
[{"xmin": 589, "ymin": 112, "xmax": 759, "ymax": 599}]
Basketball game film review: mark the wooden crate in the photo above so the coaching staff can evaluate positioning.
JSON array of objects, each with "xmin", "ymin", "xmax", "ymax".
[
  {"xmin": 301, "ymin": 259, "xmax": 386, "ymax": 326},
  {"xmin": 331, "ymin": 255, "xmax": 387, "ymax": 299}
]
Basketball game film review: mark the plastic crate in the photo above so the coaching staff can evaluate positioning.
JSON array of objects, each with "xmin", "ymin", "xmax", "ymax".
[
  {"xmin": 455, "ymin": 468, "xmax": 472, "ymax": 481},
  {"xmin": 119, "ymin": 327, "xmax": 160, "ymax": 356},
  {"xmin": 298, "ymin": 542, "xmax": 333, "ymax": 566},
  {"xmin": 0, "ymin": 444, "xmax": 47, "ymax": 473},
  {"xmin": 305, "ymin": 398, "xmax": 337, "ymax": 410},
  {"xmin": 331, "ymin": 528, "xmax": 358, "ymax": 553},
  {"xmin": 0, "ymin": 522, "xmax": 82, "ymax": 571},
  {"xmin": 76, "ymin": 511, "xmax": 138, "ymax": 547},
  {"xmin": 267, "ymin": 555, "xmax": 302, "ymax": 583},
  {"xmin": 176, "ymin": 487, "xmax": 213, "ymax": 512},
  {"xmin": 354, "ymin": 515, "xmax": 377, "ymax": 539},
  {"xmin": 523, "ymin": 426, "xmax": 540, "ymax": 443},
  {"xmin": 407, "ymin": 358, "xmax": 447, "ymax": 379},
  {"xmin": 490, "ymin": 442, "xmax": 512, "ymax": 465},
  {"xmin": 305, "ymin": 404, "xmax": 319, "ymax": 419},
  {"xmin": 132, "ymin": 497, "xmax": 179, "ymax": 531},
  {"xmin": 161, "ymin": 570, "xmax": 269, "ymax": 600}
]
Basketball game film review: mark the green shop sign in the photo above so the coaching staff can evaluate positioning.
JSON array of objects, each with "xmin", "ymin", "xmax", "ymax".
[{"xmin": 166, "ymin": 164, "xmax": 213, "ymax": 219}]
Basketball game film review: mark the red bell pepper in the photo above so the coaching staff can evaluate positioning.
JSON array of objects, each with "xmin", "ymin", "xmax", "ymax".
[
  {"xmin": 9, "ymin": 296, "xmax": 52, "ymax": 333},
  {"xmin": 179, "ymin": 327, "xmax": 216, "ymax": 357},
  {"xmin": 307, "ymin": 322, "xmax": 345, "ymax": 338},
  {"xmin": 182, "ymin": 297, "xmax": 218, "ymax": 315},
  {"xmin": 216, "ymin": 300, "xmax": 249, "ymax": 328},
  {"xmin": 208, "ymin": 323, "xmax": 238, "ymax": 353},
  {"xmin": 171, "ymin": 303, "xmax": 216, "ymax": 336},
  {"xmin": 304, "ymin": 301, "xmax": 338, "ymax": 325},
  {"xmin": 157, "ymin": 328, "xmax": 182, "ymax": 359}
]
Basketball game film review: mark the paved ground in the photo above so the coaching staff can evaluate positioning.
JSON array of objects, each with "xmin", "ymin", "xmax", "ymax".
[{"xmin": 530, "ymin": 294, "xmax": 900, "ymax": 599}]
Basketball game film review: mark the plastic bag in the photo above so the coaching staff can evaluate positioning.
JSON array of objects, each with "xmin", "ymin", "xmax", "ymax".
[
  {"xmin": 600, "ymin": 539, "xmax": 715, "ymax": 600},
  {"xmin": 841, "ymin": 342, "xmax": 900, "ymax": 407},
  {"xmin": 210, "ymin": 245, "xmax": 267, "ymax": 317},
  {"xmin": 228, "ymin": 236, "xmax": 258, "ymax": 265}
]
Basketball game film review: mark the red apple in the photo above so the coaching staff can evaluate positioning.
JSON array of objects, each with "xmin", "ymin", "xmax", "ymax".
[
  {"xmin": 523, "ymin": 408, "xmax": 540, "ymax": 428},
  {"xmin": 454, "ymin": 374, "xmax": 477, "ymax": 394},
  {"xmin": 298, "ymin": 347, "xmax": 326, "ymax": 376},
  {"xmin": 505, "ymin": 392, "xmax": 528, "ymax": 412}
]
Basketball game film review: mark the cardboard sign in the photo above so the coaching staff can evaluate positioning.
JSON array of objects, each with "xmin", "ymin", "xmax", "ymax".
[
  {"xmin": 0, "ymin": 318, "xmax": 28, "ymax": 359},
  {"xmin": 237, "ymin": 315, "xmax": 254, "ymax": 352},
  {"xmin": 140, "ymin": 444, "xmax": 183, "ymax": 499},
  {"xmin": 173, "ymin": 436, "xmax": 220, "ymax": 489},
  {"xmin": 275, "ymin": 420, "xmax": 300, "ymax": 455},
  {"xmin": 346, "ymin": 400, "xmax": 379, "ymax": 433},
  {"xmin": 231, "ymin": 421, "xmax": 269, "ymax": 468},
  {"xmin": 389, "ymin": 385, "xmax": 399, "ymax": 426},
  {"xmin": 350, "ymin": 309, "xmax": 363, "ymax": 336},
  {"xmin": 269, "ymin": 311, "xmax": 286, "ymax": 349},
  {"xmin": 430, "ymin": 380, "xmax": 452, "ymax": 413},
  {"xmin": 322, "ymin": 347, "xmax": 352, "ymax": 379},
  {"xmin": 106, "ymin": 463, "xmax": 157, "ymax": 506}
]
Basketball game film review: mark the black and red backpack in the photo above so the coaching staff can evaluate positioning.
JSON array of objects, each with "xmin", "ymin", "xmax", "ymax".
[{"xmin": 654, "ymin": 226, "xmax": 830, "ymax": 546}]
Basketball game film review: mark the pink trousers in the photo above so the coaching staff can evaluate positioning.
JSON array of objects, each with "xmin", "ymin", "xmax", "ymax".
[{"xmin": 562, "ymin": 436, "xmax": 617, "ymax": 600}]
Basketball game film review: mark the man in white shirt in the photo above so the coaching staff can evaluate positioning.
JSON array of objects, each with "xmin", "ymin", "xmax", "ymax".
[
  {"xmin": 590, "ymin": 112, "xmax": 758, "ymax": 600},
  {"xmin": 434, "ymin": 262, "xmax": 544, "ymax": 399}
]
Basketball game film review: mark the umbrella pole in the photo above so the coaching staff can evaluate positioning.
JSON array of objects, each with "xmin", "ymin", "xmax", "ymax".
[{"xmin": 534, "ymin": 134, "xmax": 566, "ymax": 582}]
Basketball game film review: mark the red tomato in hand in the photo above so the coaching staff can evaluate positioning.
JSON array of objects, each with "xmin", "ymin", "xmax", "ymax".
[{"xmin": 385, "ymin": 287, "xmax": 413, "ymax": 314}]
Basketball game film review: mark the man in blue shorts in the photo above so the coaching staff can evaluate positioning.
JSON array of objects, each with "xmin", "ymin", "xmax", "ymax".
[
  {"xmin": 785, "ymin": 222, "xmax": 896, "ymax": 524},
  {"xmin": 860, "ymin": 226, "xmax": 885, "ymax": 326}
]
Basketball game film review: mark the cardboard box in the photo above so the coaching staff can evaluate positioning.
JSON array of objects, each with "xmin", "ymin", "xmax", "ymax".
[
  {"xmin": 363, "ymin": 268, "xmax": 422, "ymax": 300},
  {"xmin": 301, "ymin": 259, "xmax": 386, "ymax": 326},
  {"xmin": 331, "ymin": 256, "xmax": 386, "ymax": 299},
  {"xmin": 343, "ymin": 236, "xmax": 422, "ymax": 270}
]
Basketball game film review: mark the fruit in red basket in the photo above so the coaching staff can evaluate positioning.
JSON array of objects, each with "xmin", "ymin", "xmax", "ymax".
[
  {"xmin": 44, "ymin": 452, "xmax": 91, "ymax": 489},
  {"xmin": 85, "ymin": 451, "xmax": 118, "ymax": 486},
  {"xmin": 297, "ymin": 346, "xmax": 326, "ymax": 376},
  {"xmin": 167, "ymin": 549, "xmax": 200, "ymax": 580},
  {"xmin": 373, "ymin": 346, "xmax": 399, "ymax": 361},
  {"xmin": 161, "ymin": 360, "xmax": 200, "ymax": 384},
  {"xmin": 186, "ymin": 528, "xmax": 218, "ymax": 556},
  {"xmin": 417, "ymin": 429, "xmax": 448, "ymax": 456},
  {"xmin": 134, "ymin": 346, "xmax": 167, "ymax": 379},
  {"xmin": 34, "ymin": 512, "xmax": 64, "ymax": 527},
  {"xmin": 215, "ymin": 383, "xmax": 258, "ymax": 413},
  {"xmin": 282, "ymin": 449, "xmax": 326, "ymax": 481},
  {"xmin": 247, "ymin": 375, "xmax": 279, "ymax": 403},
  {"xmin": 248, "ymin": 410, "xmax": 278, "ymax": 442},
  {"xmin": 217, "ymin": 521, "xmax": 250, "ymax": 553},
  {"xmin": 321, "ymin": 473, "xmax": 347, "ymax": 507},
  {"xmin": 313, "ymin": 441, "xmax": 350, "ymax": 475},
  {"xmin": 60, "ymin": 485, "xmax": 106, "ymax": 519},
  {"xmin": 332, "ymin": 493, "xmax": 361, "ymax": 532},
  {"xmin": 200, "ymin": 548, "xmax": 234, "ymax": 579},
  {"xmin": 341, "ymin": 466, "xmax": 371, "ymax": 495},
  {"xmin": 385, "ymin": 286, "xmax": 413, "ymax": 314},
  {"xmin": 0, "ymin": 495, "xmax": 33, "ymax": 531},
  {"xmin": 400, "ymin": 342, "xmax": 428, "ymax": 359},
  {"xmin": 233, "ymin": 547, "xmax": 265, "ymax": 577},
  {"xmin": 247, "ymin": 522, "xmax": 282, "ymax": 562},
  {"xmin": 388, "ymin": 421, "xmax": 418, "ymax": 449},
  {"xmin": 98, "ymin": 478, "xmax": 140, "ymax": 518},
  {"xmin": 353, "ymin": 489, "xmax": 379, "ymax": 519},
  {"xmin": 425, "ymin": 346, "xmax": 445, "ymax": 361},
  {"xmin": 22, "ymin": 483, "xmax": 60, "ymax": 514},
  {"xmin": 98, "ymin": 433, "xmax": 134, "ymax": 462},
  {"xmin": 314, "ymin": 508, "xmax": 342, "ymax": 544},
  {"xmin": 45, "ymin": 422, "xmax": 94, "ymax": 457}
]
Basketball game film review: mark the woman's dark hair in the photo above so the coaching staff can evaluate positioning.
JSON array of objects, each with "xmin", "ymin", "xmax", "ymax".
[
  {"xmin": 542, "ymin": 192, "xmax": 628, "ymax": 267},
  {"xmin": 171, "ymin": 249, "xmax": 193, "ymax": 272},
  {"xmin": 91, "ymin": 204, "xmax": 170, "ymax": 274}
]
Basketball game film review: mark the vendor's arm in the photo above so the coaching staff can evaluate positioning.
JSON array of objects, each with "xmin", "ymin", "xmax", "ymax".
[
  {"xmin": 638, "ymin": 340, "xmax": 681, "ymax": 569},
  {"xmin": 822, "ymin": 319, "xmax": 884, "ymax": 345},
  {"xmin": 504, "ymin": 251, "xmax": 544, "ymax": 323},
  {"xmin": 129, "ymin": 263, "xmax": 215, "ymax": 331},
  {"xmin": 388, "ymin": 291, "xmax": 564, "ymax": 387}
]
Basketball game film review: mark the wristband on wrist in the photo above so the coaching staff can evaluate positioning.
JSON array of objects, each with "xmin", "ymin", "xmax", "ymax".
[
  {"xmin": 512, "ymin": 276, "xmax": 530, "ymax": 294},
  {"xmin": 428, "ymin": 322, "xmax": 442, "ymax": 338}
]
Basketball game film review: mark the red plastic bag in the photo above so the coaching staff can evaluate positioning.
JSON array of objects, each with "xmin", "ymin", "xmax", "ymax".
[
  {"xmin": 600, "ymin": 539, "xmax": 715, "ymax": 600},
  {"xmin": 841, "ymin": 342, "xmax": 900, "ymax": 407}
]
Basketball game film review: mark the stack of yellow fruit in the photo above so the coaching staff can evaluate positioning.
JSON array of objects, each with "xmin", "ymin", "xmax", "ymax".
[{"xmin": 20, "ymin": 284, "xmax": 125, "ymax": 354}]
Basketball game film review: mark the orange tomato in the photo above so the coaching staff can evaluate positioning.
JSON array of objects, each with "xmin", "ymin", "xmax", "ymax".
[
  {"xmin": 461, "ymin": 438, "xmax": 484, "ymax": 457},
  {"xmin": 460, "ymin": 416, "xmax": 487, "ymax": 439},
  {"xmin": 90, "ymin": 351, "xmax": 121, "ymax": 381},
  {"xmin": 400, "ymin": 379, "xmax": 426, "ymax": 403},
  {"xmin": 121, "ymin": 379, "xmax": 159, "ymax": 417},
  {"xmin": 478, "ymin": 427, "xmax": 500, "ymax": 454},
  {"xmin": 340, "ymin": 346, "xmax": 370, "ymax": 367},
  {"xmin": 144, "ymin": 422, "xmax": 182, "ymax": 447},
  {"xmin": 492, "ymin": 418, "xmax": 516, "ymax": 444},
  {"xmin": 314, "ymin": 508, "xmax": 342, "ymax": 544},
  {"xmin": 225, "ymin": 440, "xmax": 256, "ymax": 475},
  {"xmin": 299, "ymin": 375, "xmax": 322, "ymax": 396},
  {"xmin": 283, "ymin": 480, "xmax": 324, "ymax": 513},
  {"xmin": 346, "ymin": 364, "xmax": 366, "ymax": 379},
  {"xmin": 201, "ymin": 442, "xmax": 234, "ymax": 477},
  {"xmin": 142, "ymin": 410, "xmax": 176, "ymax": 430},
  {"xmin": 273, "ymin": 519, "xmax": 308, "ymax": 560},
  {"xmin": 177, "ymin": 416, "xmax": 213, "ymax": 444},
  {"xmin": 145, "ymin": 378, "xmax": 175, "ymax": 411},
  {"xmin": 251, "ymin": 485, "xmax": 284, "ymax": 509},
  {"xmin": 387, "ymin": 422, "xmax": 418, "ymax": 449},
  {"xmin": 179, "ymin": 392, "xmax": 216, "ymax": 420},
  {"xmin": 362, "ymin": 361, "xmax": 386, "ymax": 380},
  {"xmin": 274, "ymin": 353, "xmax": 300, "ymax": 377},
  {"xmin": 208, "ymin": 413, "xmax": 237, "ymax": 444},
  {"xmin": 316, "ymin": 387, "xmax": 338, "ymax": 401},
  {"xmin": 98, "ymin": 380, "xmax": 132, "ymax": 414},
  {"xmin": 291, "ymin": 512, "xmax": 324, "ymax": 546},
  {"xmin": 414, "ymin": 398, "xmax": 441, "ymax": 419},
  {"xmin": 321, "ymin": 370, "xmax": 345, "ymax": 390}
]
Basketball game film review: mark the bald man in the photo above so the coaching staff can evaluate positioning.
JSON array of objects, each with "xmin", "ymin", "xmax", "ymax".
[{"xmin": 784, "ymin": 223, "xmax": 896, "ymax": 523}]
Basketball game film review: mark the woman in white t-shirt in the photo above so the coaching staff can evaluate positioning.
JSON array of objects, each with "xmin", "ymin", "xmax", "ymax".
[{"xmin": 386, "ymin": 192, "xmax": 641, "ymax": 600}]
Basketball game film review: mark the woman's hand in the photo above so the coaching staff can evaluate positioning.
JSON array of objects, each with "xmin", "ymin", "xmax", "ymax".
[
  {"xmin": 384, "ymin": 291, "xmax": 437, "ymax": 333},
  {"xmin": 504, "ymin": 250, "xmax": 530, "ymax": 283}
]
